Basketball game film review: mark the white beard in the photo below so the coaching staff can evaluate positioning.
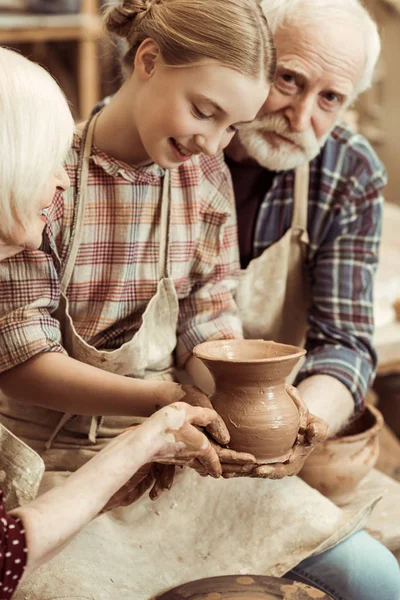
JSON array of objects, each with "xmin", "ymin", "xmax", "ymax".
[{"xmin": 238, "ymin": 114, "xmax": 330, "ymax": 171}]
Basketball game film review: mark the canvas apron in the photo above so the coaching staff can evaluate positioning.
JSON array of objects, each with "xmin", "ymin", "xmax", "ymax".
[
  {"xmin": 7, "ymin": 152, "xmax": 379, "ymax": 600},
  {"xmin": 235, "ymin": 163, "xmax": 310, "ymax": 346},
  {"xmin": 0, "ymin": 112, "xmax": 179, "ymax": 472}
]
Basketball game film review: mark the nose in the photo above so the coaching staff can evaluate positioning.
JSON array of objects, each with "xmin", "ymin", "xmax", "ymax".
[
  {"xmin": 195, "ymin": 131, "xmax": 226, "ymax": 157},
  {"xmin": 56, "ymin": 166, "xmax": 70, "ymax": 191},
  {"xmin": 285, "ymin": 96, "xmax": 314, "ymax": 133}
]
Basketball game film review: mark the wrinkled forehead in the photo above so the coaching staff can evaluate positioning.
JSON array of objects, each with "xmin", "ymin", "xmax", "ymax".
[{"xmin": 274, "ymin": 20, "xmax": 366, "ymax": 95}]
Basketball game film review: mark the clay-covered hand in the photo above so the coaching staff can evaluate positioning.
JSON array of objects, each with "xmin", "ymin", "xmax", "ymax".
[
  {"xmin": 173, "ymin": 384, "xmax": 230, "ymax": 445},
  {"xmin": 103, "ymin": 402, "xmax": 222, "ymax": 508},
  {"xmin": 151, "ymin": 402, "xmax": 222, "ymax": 479},
  {"xmin": 222, "ymin": 384, "xmax": 329, "ymax": 480},
  {"xmin": 101, "ymin": 462, "xmax": 174, "ymax": 511}
]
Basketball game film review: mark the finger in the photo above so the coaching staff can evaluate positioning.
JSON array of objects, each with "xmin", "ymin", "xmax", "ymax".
[
  {"xmin": 222, "ymin": 472, "xmax": 247, "ymax": 479},
  {"xmin": 157, "ymin": 464, "xmax": 175, "ymax": 491},
  {"xmin": 175, "ymin": 426, "xmax": 221, "ymax": 477},
  {"xmin": 179, "ymin": 386, "xmax": 230, "ymax": 445},
  {"xmin": 205, "ymin": 419, "xmax": 230, "ymax": 446},
  {"xmin": 149, "ymin": 477, "xmax": 165, "ymax": 501},
  {"xmin": 221, "ymin": 463, "xmax": 255, "ymax": 475},
  {"xmin": 123, "ymin": 472, "xmax": 155, "ymax": 505},
  {"xmin": 251, "ymin": 463, "xmax": 289, "ymax": 479},
  {"xmin": 306, "ymin": 417, "xmax": 329, "ymax": 443},
  {"xmin": 285, "ymin": 383, "xmax": 308, "ymax": 431},
  {"xmin": 184, "ymin": 405, "xmax": 221, "ymax": 428},
  {"xmin": 197, "ymin": 442, "xmax": 222, "ymax": 478},
  {"xmin": 151, "ymin": 463, "xmax": 175, "ymax": 491},
  {"xmin": 217, "ymin": 447, "xmax": 257, "ymax": 465},
  {"xmin": 189, "ymin": 458, "xmax": 210, "ymax": 477}
]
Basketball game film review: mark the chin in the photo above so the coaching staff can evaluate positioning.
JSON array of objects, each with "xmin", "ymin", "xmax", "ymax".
[{"xmin": 240, "ymin": 133, "xmax": 310, "ymax": 171}]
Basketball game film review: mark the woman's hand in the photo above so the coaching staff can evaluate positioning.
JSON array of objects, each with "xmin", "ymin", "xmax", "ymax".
[
  {"xmin": 163, "ymin": 384, "xmax": 230, "ymax": 445},
  {"xmin": 102, "ymin": 402, "xmax": 223, "ymax": 510},
  {"xmin": 141, "ymin": 402, "xmax": 222, "ymax": 478}
]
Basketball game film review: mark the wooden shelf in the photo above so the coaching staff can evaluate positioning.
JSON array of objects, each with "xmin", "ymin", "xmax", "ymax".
[{"xmin": 0, "ymin": 3, "xmax": 103, "ymax": 119}]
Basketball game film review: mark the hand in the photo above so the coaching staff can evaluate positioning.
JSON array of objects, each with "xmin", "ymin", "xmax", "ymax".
[
  {"xmin": 101, "ymin": 462, "xmax": 175, "ymax": 512},
  {"xmin": 149, "ymin": 402, "xmax": 222, "ymax": 477},
  {"xmin": 103, "ymin": 402, "xmax": 222, "ymax": 509},
  {"xmin": 221, "ymin": 384, "xmax": 329, "ymax": 480},
  {"xmin": 173, "ymin": 384, "xmax": 231, "ymax": 445}
]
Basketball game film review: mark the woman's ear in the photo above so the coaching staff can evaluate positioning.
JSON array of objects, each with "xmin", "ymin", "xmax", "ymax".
[{"xmin": 134, "ymin": 38, "xmax": 161, "ymax": 80}]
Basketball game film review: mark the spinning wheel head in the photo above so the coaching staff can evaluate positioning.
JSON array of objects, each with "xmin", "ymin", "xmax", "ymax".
[{"xmin": 155, "ymin": 575, "xmax": 333, "ymax": 599}]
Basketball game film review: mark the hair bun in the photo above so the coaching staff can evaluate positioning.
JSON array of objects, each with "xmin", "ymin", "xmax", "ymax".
[{"xmin": 104, "ymin": 0, "xmax": 156, "ymax": 39}]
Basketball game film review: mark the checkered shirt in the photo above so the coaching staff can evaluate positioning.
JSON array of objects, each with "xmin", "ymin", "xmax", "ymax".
[{"xmin": 0, "ymin": 133, "xmax": 242, "ymax": 374}]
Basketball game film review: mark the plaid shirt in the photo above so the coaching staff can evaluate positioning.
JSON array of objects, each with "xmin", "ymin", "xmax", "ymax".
[
  {"xmin": 249, "ymin": 122, "xmax": 387, "ymax": 413},
  {"xmin": 0, "ymin": 132, "xmax": 242, "ymax": 374}
]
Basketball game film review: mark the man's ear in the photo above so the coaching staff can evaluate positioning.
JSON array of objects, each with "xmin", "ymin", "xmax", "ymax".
[{"xmin": 134, "ymin": 38, "xmax": 161, "ymax": 79}]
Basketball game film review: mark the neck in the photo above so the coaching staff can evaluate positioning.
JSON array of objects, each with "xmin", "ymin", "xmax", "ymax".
[{"xmin": 93, "ymin": 80, "xmax": 151, "ymax": 167}]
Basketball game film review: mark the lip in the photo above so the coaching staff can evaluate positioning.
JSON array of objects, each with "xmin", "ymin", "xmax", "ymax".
[
  {"xmin": 263, "ymin": 131, "xmax": 298, "ymax": 149},
  {"xmin": 169, "ymin": 138, "xmax": 194, "ymax": 163}
]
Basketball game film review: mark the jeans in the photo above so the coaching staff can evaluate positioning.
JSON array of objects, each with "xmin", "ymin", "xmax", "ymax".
[{"xmin": 285, "ymin": 530, "xmax": 400, "ymax": 600}]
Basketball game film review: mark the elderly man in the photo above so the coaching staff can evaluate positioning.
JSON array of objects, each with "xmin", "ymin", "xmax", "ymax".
[{"xmin": 225, "ymin": 0, "xmax": 400, "ymax": 597}]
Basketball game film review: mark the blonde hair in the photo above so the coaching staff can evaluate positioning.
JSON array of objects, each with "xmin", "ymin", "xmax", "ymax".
[
  {"xmin": 104, "ymin": 0, "xmax": 276, "ymax": 83},
  {"xmin": 260, "ymin": 0, "xmax": 381, "ymax": 96},
  {"xmin": 0, "ymin": 48, "xmax": 74, "ymax": 244}
]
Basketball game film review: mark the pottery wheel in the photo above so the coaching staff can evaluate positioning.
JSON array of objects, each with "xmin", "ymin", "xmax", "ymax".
[{"xmin": 155, "ymin": 575, "xmax": 332, "ymax": 599}]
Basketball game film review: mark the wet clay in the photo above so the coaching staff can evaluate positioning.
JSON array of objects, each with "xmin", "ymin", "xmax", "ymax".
[
  {"xmin": 300, "ymin": 405, "xmax": 384, "ymax": 505},
  {"xmin": 193, "ymin": 340, "xmax": 306, "ymax": 463},
  {"xmin": 155, "ymin": 574, "xmax": 333, "ymax": 599}
]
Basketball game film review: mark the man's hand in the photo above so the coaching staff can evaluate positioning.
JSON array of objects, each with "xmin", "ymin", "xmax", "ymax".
[{"xmin": 221, "ymin": 384, "xmax": 329, "ymax": 480}]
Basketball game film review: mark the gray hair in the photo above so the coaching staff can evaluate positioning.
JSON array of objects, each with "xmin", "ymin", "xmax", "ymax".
[
  {"xmin": 0, "ymin": 48, "xmax": 74, "ymax": 243},
  {"xmin": 260, "ymin": 0, "xmax": 381, "ymax": 96}
]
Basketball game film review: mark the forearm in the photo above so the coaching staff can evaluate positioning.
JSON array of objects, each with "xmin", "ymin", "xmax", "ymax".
[
  {"xmin": 0, "ymin": 353, "xmax": 180, "ymax": 417},
  {"xmin": 297, "ymin": 374, "xmax": 354, "ymax": 436},
  {"xmin": 11, "ymin": 425, "xmax": 157, "ymax": 577}
]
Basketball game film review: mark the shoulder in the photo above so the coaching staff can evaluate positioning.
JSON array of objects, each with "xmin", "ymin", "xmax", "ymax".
[{"xmin": 317, "ymin": 121, "xmax": 387, "ymax": 192}]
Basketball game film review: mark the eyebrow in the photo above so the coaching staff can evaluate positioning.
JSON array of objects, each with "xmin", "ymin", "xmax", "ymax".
[
  {"xmin": 277, "ymin": 62, "xmax": 352, "ymax": 97},
  {"xmin": 195, "ymin": 94, "xmax": 256, "ymax": 125}
]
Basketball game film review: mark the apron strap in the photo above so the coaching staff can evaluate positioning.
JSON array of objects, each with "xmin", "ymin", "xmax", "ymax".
[
  {"xmin": 158, "ymin": 169, "xmax": 171, "ymax": 279},
  {"xmin": 60, "ymin": 112, "xmax": 100, "ymax": 292},
  {"xmin": 292, "ymin": 163, "xmax": 310, "ymax": 245}
]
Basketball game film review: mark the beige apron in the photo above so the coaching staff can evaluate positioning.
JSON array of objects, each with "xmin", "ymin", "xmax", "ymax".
[
  {"xmin": 235, "ymin": 163, "xmax": 310, "ymax": 346},
  {"xmin": 8, "ymin": 153, "xmax": 379, "ymax": 600},
  {"xmin": 0, "ymin": 112, "xmax": 178, "ymax": 471}
]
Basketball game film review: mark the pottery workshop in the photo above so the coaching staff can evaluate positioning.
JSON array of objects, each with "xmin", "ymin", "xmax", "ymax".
[{"xmin": 0, "ymin": 0, "xmax": 399, "ymax": 598}]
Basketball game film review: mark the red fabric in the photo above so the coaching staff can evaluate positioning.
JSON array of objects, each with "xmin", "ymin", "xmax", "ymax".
[{"xmin": 0, "ymin": 491, "xmax": 27, "ymax": 599}]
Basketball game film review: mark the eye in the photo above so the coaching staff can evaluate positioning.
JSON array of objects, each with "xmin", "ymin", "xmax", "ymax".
[
  {"xmin": 193, "ymin": 105, "xmax": 212, "ymax": 120},
  {"xmin": 281, "ymin": 72, "xmax": 295, "ymax": 84},
  {"xmin": 320, "ymin": 91, "xmax": 343, "ymax": 110}
]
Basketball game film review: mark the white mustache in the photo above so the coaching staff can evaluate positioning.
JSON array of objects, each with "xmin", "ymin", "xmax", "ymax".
[{"xmin": 239, "ymin": 114, "xmax": 320, "ymax": 158}]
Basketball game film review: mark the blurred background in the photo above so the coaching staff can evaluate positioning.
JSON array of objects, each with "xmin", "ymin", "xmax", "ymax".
[{"xmin": 0, "ymin": 0, "xmax": 399, "ymax": 537}]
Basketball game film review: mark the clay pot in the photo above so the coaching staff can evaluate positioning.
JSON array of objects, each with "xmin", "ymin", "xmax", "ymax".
[
  {"xmin": 300, "ymin": 405, "xmax": 384, "ymax": 505},
  {"xmin": 193, "ymin": 339, "xmax": 306, "ymax": 463}
]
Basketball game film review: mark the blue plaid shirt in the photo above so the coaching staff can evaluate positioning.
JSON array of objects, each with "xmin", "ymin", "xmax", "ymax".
[{"xmin": 248, "ymin": 122, "xmax": 387, "ymax": 414}]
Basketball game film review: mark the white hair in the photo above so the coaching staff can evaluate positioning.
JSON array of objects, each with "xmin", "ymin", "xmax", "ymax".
[
  {"xmin": 0, "ymin": 48, "xmax": 74, "ymax": 244},
  {"xmin": 260, "ymin": 0, "xmax": 381, "ymax": 95}
]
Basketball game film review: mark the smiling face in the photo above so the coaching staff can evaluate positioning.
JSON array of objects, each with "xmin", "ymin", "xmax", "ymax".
[
  {"xmin": 235, "ymin": 20, "xmax": 366, "ymax": 170},
  {"xmin": 130, "ymin": 43, "xmax": 270, "ymax": 169}
]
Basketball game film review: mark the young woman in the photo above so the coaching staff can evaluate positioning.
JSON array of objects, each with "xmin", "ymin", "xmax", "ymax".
[
  {"xmin": 0, "ymin": 0, "xmax": 274, "ymax": 457},
  {"xmin": 0, "ymin": 1, "xmax": 275, "ymax": 597},
  {"xmin": 0, "ymin": 47, "xmax": 222, "ymax": 599}
]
